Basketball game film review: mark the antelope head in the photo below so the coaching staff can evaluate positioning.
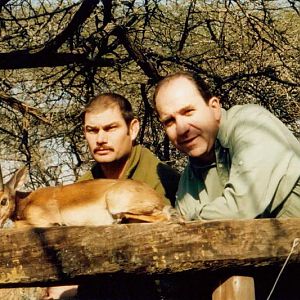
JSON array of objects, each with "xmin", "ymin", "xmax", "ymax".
[{"xmin": 0, "ymin": 166, "xmax": 27, "ymax": 227}]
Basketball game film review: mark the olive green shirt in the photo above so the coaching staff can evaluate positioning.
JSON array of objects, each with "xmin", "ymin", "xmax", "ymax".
[
  {"xmin": 176, "ymin": 104, "xmax": 300, "ymax": 220},
  {"xmin": 80, "ymin": 144, "xmax": 180, "ymax": 205}
]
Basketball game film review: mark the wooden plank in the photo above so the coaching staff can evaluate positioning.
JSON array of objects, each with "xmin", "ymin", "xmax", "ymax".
[
  {"xmin": 212, "ymin": 276, "xmax": 255, "ymax": 300},
  {"xmin": 0, "ymin": 219, "xmax": 299, "ymax": 286}
]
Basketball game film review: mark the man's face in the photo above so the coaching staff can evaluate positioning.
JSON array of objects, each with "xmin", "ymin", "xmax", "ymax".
[
  {"xmin": 155, "ymin": 77, "xmax": 221, "ymax": 163},
  {"xmin": 84, "ymin": 105, "xmax": 139, "ymax": 164}
]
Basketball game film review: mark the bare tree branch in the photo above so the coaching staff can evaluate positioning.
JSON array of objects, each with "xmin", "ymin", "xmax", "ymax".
[
  {"xmin": 115, "ymin": 25, "xmax": 161, "ymax": 83},
  {"xmin": 0, "ymin": 0, "xmax": 9, "ymax": 9},
  {"xmin": 41, "ymin": 0, "xmax": 100, "ymax": 53},
  {"xmin": 102, "ymin": 0, "xmax": 113, "ymax": 27},
  {"xmin": 0, "ymin": 91, "xmax": 51, "ymax": 124},
  {"xmin": 0, "ymin": 51, "xmax": 116, "ymax": 69},
  {"xmin": 178, "ymin": 0, "xmax": 196, "ymax": 53},
  {"xmin": 0, "ymin": 0, "xmax": 298, "ymax": 184}
]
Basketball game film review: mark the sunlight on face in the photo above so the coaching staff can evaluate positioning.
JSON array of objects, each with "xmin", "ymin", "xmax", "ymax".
[
  {"xmin": 155, "ymin": 77, "xmax": 221, "ymax": 163},
  {"xmin": 84, "ymin": 105, "xmax": 138, "ymax": 164}
]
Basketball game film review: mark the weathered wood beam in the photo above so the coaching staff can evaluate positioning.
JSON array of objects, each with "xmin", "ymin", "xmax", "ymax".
[{"xmin": 0, "ymin": 219, "xmax": 299, "ymax": 286}]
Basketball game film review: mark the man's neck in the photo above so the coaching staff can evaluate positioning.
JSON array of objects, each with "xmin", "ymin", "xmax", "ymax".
[
  {"xmin": 190, "ymin": 148, "xmax": 216, "ymax": 167},
  {"xmin": 100, "ymin": 158, "xmax": 129, "ymax": 179}
]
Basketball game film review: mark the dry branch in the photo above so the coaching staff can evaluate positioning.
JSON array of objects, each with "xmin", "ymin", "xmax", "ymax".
[{"xmin": 0, "ymin": 91, "xmax": 51, "ymax": 124}]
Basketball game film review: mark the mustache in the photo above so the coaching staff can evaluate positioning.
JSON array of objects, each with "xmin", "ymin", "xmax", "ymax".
[{"xmin": 94, "ymin": 146, "xmax": 113, "ymax": 153}]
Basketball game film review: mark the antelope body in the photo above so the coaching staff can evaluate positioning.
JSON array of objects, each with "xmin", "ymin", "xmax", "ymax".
[{"xmin": 0, "ymin": 167, "xmax": 171, "ymax": 228}]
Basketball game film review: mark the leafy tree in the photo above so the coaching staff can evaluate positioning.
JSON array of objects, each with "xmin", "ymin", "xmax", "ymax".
[{"xmin": 0, "ymin": 0, "xmax": 299, "ymax": 186}]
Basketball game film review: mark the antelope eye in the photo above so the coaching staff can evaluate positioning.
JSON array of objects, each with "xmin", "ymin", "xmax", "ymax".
[{"xmin": 0, "ymin": 198, "xmax": 8, "ymax": 206}]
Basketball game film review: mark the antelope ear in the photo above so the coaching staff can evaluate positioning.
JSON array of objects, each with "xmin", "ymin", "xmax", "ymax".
[{"xmin": 7, "ymin": 166, "xmax": 28, "ymax": 193}]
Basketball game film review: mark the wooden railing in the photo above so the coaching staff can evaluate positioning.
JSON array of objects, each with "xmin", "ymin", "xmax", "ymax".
[{"xmin": 0, "ymin": 219, "xmax": 299, "ymax": 299}]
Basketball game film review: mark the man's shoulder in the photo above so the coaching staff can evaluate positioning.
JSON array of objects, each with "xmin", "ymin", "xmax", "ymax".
[
  {"xmin": 219, "ymin": 104, "xmax": 273, "ymax": 143},
  {"xmin": 134, "ymin": 145, "xmax": 164, "ymax": 167},
  {"xmin": 225, "ymin": 104, "xmax": 268, "ymax": 120},
  {"xmin": 138, "ymin": 145, "xmax": 179, "ymax": 172},
  {"xmin": 133, "ymin": 145, "xmax": 179, "ymax": 178},
  {"xmin": 138, "ymin": 145, "xmax": 159, "ymax": 160}
]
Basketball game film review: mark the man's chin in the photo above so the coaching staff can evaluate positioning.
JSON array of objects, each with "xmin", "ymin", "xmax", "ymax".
[
  {"xmin": 93, "ymin": 154, "xmax": 115, "ymax": 163},
  {"xmin": 184, "ymin": 148, "xmax": 208, "ymax": 159}
]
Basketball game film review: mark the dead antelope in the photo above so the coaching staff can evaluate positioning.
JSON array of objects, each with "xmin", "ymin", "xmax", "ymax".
[{"xmin": 0, "ymin": 166, "xmax": 173, "ymax": 228}]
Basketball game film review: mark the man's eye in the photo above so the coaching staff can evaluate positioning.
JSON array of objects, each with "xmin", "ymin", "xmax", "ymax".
[
  {"xmin": 106, "ymin": 125, "xmax": 117, "ymax": 132},
  {"xmin": 86, "ymin": 128, "xmax": 98, "ymax": 134},
  {"xmin": 163, "ymin": 119, "xmax": 174, "ymax": 127},
  {"xmin": 184, "ymin": 109, "xmax": 194, "ymax": 116}
]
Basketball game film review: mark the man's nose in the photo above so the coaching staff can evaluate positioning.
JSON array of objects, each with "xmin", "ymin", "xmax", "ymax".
[
  {"xmin": 175, "ymin": 117, "xmax": 189, "ymax": 136},
  {"xmin": 96, "ymin": 130, "xmax": 108, "ymax": 144}
]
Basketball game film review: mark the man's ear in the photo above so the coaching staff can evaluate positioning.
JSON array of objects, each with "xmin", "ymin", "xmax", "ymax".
[
  {"xmin": 129, "ymin": 118, "xmax": 140, "ymax": 141},
  {"xmin": 208, "ymin": 96, "xmax": 220, "ymax": 107},
  {"xmin": 208, "ymin": 96, "xmax": 221, "ymax": 121}
]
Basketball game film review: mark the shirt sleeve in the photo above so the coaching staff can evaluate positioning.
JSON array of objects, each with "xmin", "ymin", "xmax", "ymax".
[{"xmin": 198, "ymin": 106, "xmax": 294, "ymax": 220}]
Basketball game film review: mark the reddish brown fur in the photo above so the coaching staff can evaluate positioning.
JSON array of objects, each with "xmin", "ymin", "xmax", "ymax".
[{"xmin": 0, "ymin": 167, "xmax": 171, "ymax": 228}]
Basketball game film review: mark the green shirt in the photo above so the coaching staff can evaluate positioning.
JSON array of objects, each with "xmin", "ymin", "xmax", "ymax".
[
  {"xmin": 79, "ymin": 144, "xmax": 180, "ymax": 205},
  {"xmin": 176, "ymin": 104, "xmax": 300, "ymax": 220}
]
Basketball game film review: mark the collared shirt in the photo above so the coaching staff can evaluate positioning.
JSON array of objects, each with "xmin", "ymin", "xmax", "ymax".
[
  {"xmin": 176, "ymin": 104, "xmax": 300, "ymax": 220},
  {"xmin": 79, "ymin": 144, "xmax": 180, "ymax": 205}
]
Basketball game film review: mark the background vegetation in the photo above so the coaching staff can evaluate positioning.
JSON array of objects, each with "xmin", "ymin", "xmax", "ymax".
[{"xmin": 0, "ymin": 0, "xmax": 299, "ymax": 188}]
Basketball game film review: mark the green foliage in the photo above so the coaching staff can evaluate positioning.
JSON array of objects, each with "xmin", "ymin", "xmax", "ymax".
[{"xmin": 0, "ymin": 0, "xmax": 299, "ymax": 186}]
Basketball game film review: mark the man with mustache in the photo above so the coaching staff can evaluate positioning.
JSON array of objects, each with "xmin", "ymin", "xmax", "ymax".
[
  {"xmin": 80, "ymin": 92, "xmax": 179, "ymax": 204},
  {"xmin": 46, "ymin": 92, "xmax": 179, "ymax": 300},
  {"xmin": 154, "ymin": 70, "xmax": 300, "ymax": 221}
]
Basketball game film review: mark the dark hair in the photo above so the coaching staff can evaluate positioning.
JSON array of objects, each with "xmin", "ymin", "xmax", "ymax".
[
  {"xmin": 83, "ymin": 93, "xmax": 135, "ymax": 125},
  {"xmin": 153, "ymin": 71, "xmax": 213, "ymax": 104}
]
